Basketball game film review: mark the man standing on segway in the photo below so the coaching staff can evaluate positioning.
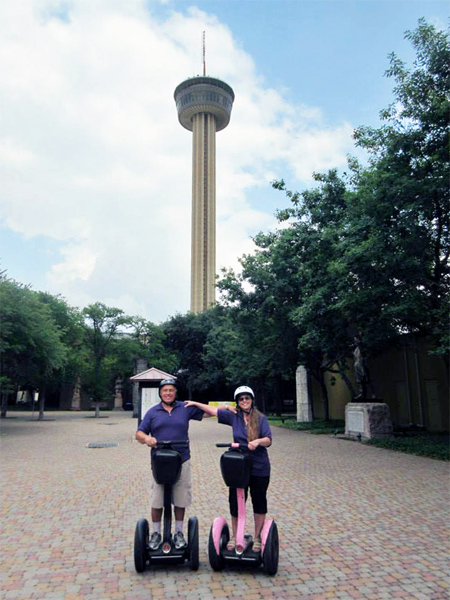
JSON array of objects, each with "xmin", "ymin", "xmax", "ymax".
[{"xmin": 136, "ymin": 378, "xmax": 204, "ymax": 551}]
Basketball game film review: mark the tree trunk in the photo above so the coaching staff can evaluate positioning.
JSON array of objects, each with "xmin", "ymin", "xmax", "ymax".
[
  {"xmin": 312, "ymin": 367, "xmax": 330, "ymax": 421},
  {"xmin": 336, "ymin": 360, "xmax": 356, "ymax": 399},
  {"xmin": 319, "ymin": 376, "xmax": 329, "ymax": 421},
  {"xmin": 1, "ymin": 391, "xmax": 8, "ymax": 418},
  {"xmin": 442, "ymin": 355, "xmax": 449, "ymax": 387},
  {"xmin": 309, "ymin": 371, "xmax": 315, "ymax": 421},
  {"xmin": 273, "ymin": 379, "xmax": 282, "ymax": 415}
]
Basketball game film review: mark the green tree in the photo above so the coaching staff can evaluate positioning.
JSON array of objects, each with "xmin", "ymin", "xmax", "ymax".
[
  {"xmin": 0, "ymin": 275, "xmax": 68, "ymax": 418},
  {"xmin": 36, "ymin": 292, "xmax": 85, "ymax": 415},
  {"xmin": 218, "ymin": 171, "xmax": 352, "ymax": 418},
  {"xmin": 352, "ymin": 18, "xmax": 449, "ymax": 361},
  {"xmin": 81, "ymin": 303, "xmax": 133, "ymax": 404},
  {"xmin": 218, "ymin": 240, "xmax": 302, "ymax": 413},
  {"xmin": 163, "ymin": 308, "xmax": 231, "ymax": 401},
  {"xmin": 218, "ymin": 20, "xmax": 450, "ymax": 413},
  {"xmin": 276, "ymin": 19, "xmax": 450, "ymax": 383},
  {"xmin": 131, "ymin": 318, "xmax": 177, "ymax": 375}
]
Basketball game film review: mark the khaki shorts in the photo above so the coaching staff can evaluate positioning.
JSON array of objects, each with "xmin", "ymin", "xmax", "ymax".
[{"xmin": 150, "ymin": 460, "xmax": 192, "ymax": 509}]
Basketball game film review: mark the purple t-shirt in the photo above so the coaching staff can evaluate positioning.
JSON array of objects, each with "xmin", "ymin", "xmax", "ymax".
[
  {"xmin": 217, "ymin": 409, "xmax": 272, "ymax": 477},
  {"xmin": 137, "ymin": 400, "xmax": 203, "ymax": 463}
]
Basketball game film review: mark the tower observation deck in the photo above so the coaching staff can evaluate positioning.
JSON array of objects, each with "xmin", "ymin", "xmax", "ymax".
[{"xmin": 174, "ymin": 76, "xmax": 235, "ymax": 313}]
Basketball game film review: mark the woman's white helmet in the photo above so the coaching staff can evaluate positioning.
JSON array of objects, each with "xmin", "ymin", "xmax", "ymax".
[{"xmin": 234, "ymin": 386, "xmax": 254, "ymax": 401}]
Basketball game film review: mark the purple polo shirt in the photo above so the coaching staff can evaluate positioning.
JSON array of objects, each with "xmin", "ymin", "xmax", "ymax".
[
  {"xmin": 137, "ymin": 400, "xmax": 203, "ymax": 463},
  {"xmin": 217, "ymin": 410, "xmax": 272, "ymax": 477}
]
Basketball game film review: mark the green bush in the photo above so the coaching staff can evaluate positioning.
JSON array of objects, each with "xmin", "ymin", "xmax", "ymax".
[
  {"xmin": 270, "ymin": 418, "xmax": 449, "ymax": 460},
  {"xmin": 364, "ymin": 434, "xmax": 450, "ymax": 461}
]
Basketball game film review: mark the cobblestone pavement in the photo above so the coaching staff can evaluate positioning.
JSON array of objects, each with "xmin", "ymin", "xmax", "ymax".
[{"xmin": 1, "ymin": 411, "xmax": 449, "ymax": 600}]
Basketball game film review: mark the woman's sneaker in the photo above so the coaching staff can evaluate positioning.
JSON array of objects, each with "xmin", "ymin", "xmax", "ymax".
[
  {"xmin": 149, "ymin": 532, "xmax": 161, "ymax": 550},
  {"xmin": 226, "ymin": 536, "xmax": 236, "ymax": 551},
  {"xmin": 173, "ymin": 531, "xmax": 187, "ymax": 549}
]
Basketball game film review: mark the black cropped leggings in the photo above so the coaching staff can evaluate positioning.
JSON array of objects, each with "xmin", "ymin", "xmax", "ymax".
[{"xmin": 228, "ymin": 474, "xmax": 270, "ymax": 517}]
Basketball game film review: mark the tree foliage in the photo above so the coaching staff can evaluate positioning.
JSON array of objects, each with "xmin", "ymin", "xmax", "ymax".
[
  {"xmin": 352, "ymin": 19, "xmax": 449, "ymax": 357},
  {"xmin": 81, "ymin": 303, "xmax": 134, "ymax": 402},
  {"xmin": 217, "ymin": 19, "xmax": 449, "ymax": 411},
  {"xmin": 0, "ymin": 274, "xmax": 68, "ymax": 416},
  {"xmin": 163, "ymin": 308, "xmax": 232, "ymax": 400},
  {"xmin": 131, "ymin": 318, "xmax": 178, "ymax": 375}
]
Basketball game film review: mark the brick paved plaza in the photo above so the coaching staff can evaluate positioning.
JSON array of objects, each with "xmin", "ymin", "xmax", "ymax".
[{"xmin": 1, "ymin": 411, "xmax": 449, "ymax": 600}]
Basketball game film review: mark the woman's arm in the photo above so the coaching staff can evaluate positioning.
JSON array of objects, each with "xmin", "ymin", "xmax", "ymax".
[{"xmin": 248, "ymin": 436, "xmax": 272, "ymax": 451}]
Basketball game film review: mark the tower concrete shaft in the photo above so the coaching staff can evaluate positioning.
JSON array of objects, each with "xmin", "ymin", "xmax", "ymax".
[
  {"xmin": 174, "ymin": 76, "xmax": 234, "ymax": 313},
  {"xmin": 191, "ymin": 112, "xmax": 216, "ymax": 312}
]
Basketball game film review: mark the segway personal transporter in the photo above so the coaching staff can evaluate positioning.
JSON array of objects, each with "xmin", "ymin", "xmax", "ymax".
[
  {"xmin": 134, "ymin": 440, "xmax": 199, "ymax": 572},
  {"xmin": 208, "ymin": 442, "xmax": 279, "ymax": 575}
]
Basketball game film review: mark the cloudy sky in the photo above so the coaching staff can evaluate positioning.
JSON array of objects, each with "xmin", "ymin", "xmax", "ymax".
[{"xmin": 1, "ymin": 0, "xmax": 448, "ymax": 323}]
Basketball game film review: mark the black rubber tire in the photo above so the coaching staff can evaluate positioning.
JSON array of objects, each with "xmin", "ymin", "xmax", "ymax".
[
  {"xmin": 188, "ymin": 516, "xmax": 199, "ymax": 571},
  {"xmin": 134, "ymin": 518, "xmax": 149, "ymax": 573},
  {"xmin": 263, "ymin": 521, "xmax": 279, "ymax": 575},
  {"xmin": 208, "ymin": 523, "xmax": 228, "ymax": 571}
]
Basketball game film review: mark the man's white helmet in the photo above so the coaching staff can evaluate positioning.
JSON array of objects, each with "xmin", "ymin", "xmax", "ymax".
[{"xmin": 234, "ymin": 386, "xmax": 254, "ymax": 401}]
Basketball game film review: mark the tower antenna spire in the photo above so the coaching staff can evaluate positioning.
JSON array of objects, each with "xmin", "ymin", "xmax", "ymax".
[{"xmin": 202, "ymin": 31, "xmax": 206, "ymax": 76}]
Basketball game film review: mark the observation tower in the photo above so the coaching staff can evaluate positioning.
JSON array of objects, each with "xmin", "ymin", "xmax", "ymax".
[{"xmin": 174, "ymin": 68, "xmax": 234, "ymax": 313}]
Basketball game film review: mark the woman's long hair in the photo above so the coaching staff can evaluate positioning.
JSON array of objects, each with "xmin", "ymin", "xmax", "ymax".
[{"xmin": 246, "ymin": 407, "xmax": 261, "ymax": 442}]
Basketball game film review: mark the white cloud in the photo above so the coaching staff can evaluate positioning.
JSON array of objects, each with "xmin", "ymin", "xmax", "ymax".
[
  {"xmin": 0, "ymin": 138, "xmax": 36, "ymax": 166},
  {"xmin": 48, "ymin": 241, "xmax": 98, "ymax": 283},
  {"xmin": 0, "ymin": 0, "xmax": 356, "ymax": 322}
]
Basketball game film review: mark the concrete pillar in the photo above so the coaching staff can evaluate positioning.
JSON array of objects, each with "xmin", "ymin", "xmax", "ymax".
[
  {"xmin": 296, "ymin": 365, "xmax": 313, "ymax": 422},
  {"xmin": 132, "ymin": 358, "xmax": 148, "ymax": 418},
  {"xmin": 114, "ymin": 377, "xmax": 123, "ymax": 411},
  {"xmin": 70, "ymin": 377, "xmax": 81, "ymax": 411}
]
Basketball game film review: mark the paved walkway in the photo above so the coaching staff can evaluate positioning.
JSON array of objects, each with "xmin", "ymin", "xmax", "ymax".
[{"xmin": 0, "ymin": 411, "xmax": 449, "ymax": 600}]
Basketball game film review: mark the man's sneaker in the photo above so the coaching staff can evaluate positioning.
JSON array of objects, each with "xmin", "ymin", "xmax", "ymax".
[
  {"xmin": 173, "ymin": 531, "xmax": 187, "ymax": 549},
  {"xmin": 149, "ymin": 532, "xmax": 161, "ymax": 550}
]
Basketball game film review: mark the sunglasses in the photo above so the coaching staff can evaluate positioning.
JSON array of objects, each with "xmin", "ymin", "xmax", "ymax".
[{"xmin": 238, "ymin": 395, "xmax": 252, "ymax": 401}]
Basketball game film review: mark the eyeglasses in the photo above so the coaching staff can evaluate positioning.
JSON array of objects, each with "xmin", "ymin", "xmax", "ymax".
[{"xmin": 238, "ymin": 396, "xmax": 252, "ymax": 401}]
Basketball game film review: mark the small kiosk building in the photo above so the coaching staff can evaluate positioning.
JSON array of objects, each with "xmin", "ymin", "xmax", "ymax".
[{"xmin": 130, "ymin": 367, "xmax": 177, "ymax": 425}]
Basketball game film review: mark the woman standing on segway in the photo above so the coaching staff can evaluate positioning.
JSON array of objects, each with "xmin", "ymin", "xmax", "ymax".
[
  {"xmin": 136, "ymin": 378, "xmax": 204, "ymax": 552},
  {"xmin": 185, "ymin": 385, "xmax": 272, "ymax": 553}
]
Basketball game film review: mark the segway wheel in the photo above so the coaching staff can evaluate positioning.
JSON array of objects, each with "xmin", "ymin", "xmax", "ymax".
[
  {"xmin": 188, "ymin": 516, "xmax": 199, "ymax": 571},
  {"xmin": 263, "ymin": 521, "xmax": 279, "ymax": 575},
  {"xmin": 208, "ymin": 522, "xmax": 229, "ymax": 571},
  {"xmin": 134, "ymin": 518, "xmax": 149, "ymax": 573}
]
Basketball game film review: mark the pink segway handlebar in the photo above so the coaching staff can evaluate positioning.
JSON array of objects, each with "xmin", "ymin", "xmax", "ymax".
[{"xmin": 216, "ymin": 443, "xmax": 241, "ymax": 448}]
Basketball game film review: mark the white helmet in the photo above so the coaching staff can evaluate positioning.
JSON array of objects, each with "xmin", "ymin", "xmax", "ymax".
[{"xmin": 234, "ymin": 386, "xmax": 254, "ymax": 401}]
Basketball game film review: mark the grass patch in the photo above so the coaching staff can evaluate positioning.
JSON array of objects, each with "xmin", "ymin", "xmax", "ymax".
[
  {"xmin": 268, "ymin": 418, "xmax": 345, "ymax": 435},
  {"xmin": 364, "ymin": 433, "xmax": 450, "ymax": 461},
  {"xmin": 269, "ymin": 417, "xmax": 449, "ymax": 460}
]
